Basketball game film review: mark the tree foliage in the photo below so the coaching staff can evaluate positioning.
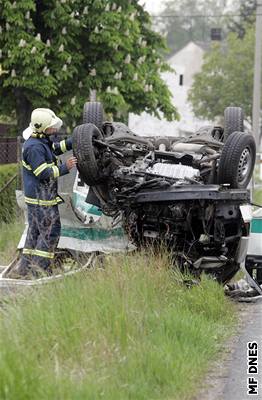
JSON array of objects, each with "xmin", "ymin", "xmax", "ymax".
[
  {"xmin": 188, "ymin": 26, "xmax": 256, "ymax": 121},
  {"xmin": 227, "ymin": 0, "xmax": 256, "ymax": 38},
  {"xmin": 0, "ymin": 0, "xmax": 178, "ymax": 134}
]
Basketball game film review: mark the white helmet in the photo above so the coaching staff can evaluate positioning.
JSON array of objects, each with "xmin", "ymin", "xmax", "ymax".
[
  {"xmin": 30, "ymin": 108, "xmax": 63, "ymax": 133},
  {"xmin": 23, "ymin": 108, "xmax": 63, "ymax": 140}
]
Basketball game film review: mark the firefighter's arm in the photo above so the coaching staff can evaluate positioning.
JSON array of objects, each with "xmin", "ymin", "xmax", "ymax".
[
  {"xmin": 52, "ymin": 137, "xmax": 72, "ymax": 156},
  {"xmin": 25, "ymin": 145, "xmax": 69, "ymax": 181}
]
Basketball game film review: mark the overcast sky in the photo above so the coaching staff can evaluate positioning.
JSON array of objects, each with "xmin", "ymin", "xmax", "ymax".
[
  {"xmin": 140, "ymin": 0, "xmax": 234, "ymax": 14},
  {"xmin": 139, "ymin": 0, "xmax": 165, "ymax": 15}
]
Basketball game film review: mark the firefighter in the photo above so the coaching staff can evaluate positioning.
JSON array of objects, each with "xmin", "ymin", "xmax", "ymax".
[{"xmin": 11, "ymin": 108, "xmax": 77, "ymax": 278}]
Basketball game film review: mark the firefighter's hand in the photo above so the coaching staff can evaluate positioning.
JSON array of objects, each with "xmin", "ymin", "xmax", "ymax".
[{"xmin": 66, "ymin": 157, "xmax": 77, "ymax": 170}]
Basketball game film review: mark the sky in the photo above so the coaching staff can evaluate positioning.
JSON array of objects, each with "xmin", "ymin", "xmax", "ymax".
[
  {"xmin": 138, "ymin": 0, "xmax": 165, "ymax": 15},
  {"xmin": 140, "ymin": 0, "xmax": 235, "ymax": 15}
]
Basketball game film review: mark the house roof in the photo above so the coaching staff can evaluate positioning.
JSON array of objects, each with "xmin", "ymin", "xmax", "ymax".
[{"xmin": 166, "ymin": 40, "xmax": 209, "ymax": 61}]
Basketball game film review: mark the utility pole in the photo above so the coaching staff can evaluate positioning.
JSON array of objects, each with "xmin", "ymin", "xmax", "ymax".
[{"xmin": 252, "ymin": 0, "xmax": 262, "ymax": 149}]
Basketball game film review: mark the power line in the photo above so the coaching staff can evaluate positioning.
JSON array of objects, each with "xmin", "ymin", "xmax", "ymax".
[{"xmin": 151, "ymin": 13, "xmax": 261, "ymax": 19}]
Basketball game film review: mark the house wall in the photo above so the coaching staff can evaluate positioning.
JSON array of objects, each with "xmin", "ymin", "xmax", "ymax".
[
  {"xmin": 129, "ymin": 42, "xmax": 210, "ymax": 137},
  {"xmin": 168, "ymin": 42, "xmax": 205, "ymax": 87}
]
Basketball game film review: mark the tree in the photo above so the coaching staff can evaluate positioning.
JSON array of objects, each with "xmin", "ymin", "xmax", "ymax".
[
  {"xmin": 0, "ymin": 0, "xmax": 178, "ymax": 134},
  {"xmin": 188, "ymin": 26, "xmax": 256, "ymax": 121},
  {"xmin": 227, "ymin": 0, "xmax": 256, "ymax": 38}
]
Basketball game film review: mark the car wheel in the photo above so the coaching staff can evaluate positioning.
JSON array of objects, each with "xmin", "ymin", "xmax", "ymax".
[
  {"xmin": 218, "ymin": 131, "xmax": 256, "ymax": 189},
  {"xmin": 224, "ymin": 106, "xmax": 244, "ymax": 142},
  {"xmin": 83, "ymin": 101, "xmax": 104, "ymax": 131},
  {"xmin": 72, "ymin": 123, "xmax": 103, "ymax": 185}
]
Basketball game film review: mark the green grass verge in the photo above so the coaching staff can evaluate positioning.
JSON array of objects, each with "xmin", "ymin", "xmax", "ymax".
[
  {"xmin": 0, "ymin": 164, "xmax": 23, "ymax": 263},
  {"xmin": 254, "ymin": 187, "xmax": 262, "ymax": 205},
  {"xmin": 0, "ymin": 218, "xmax": 24, "ymax": 264},
  {"xmin": 0, "ymin": 163, "xmax": 19, "ymax": 223},
  {"xmin": 0, "ymin": 252, "xmax": 236, "ymax": 400}
]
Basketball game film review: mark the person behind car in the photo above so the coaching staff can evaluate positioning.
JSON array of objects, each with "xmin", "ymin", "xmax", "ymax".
[{"xmin": 10, "ymin": 108, "xmax": 77, "ymax": 278}]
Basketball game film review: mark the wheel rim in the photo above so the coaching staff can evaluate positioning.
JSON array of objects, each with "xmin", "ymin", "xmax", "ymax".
[{"xmin": 237, "ymin": 147, "xmax": 252, "ymax": 185}]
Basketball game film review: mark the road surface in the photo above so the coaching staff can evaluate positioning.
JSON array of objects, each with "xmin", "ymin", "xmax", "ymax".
[
  {"xmin": 196, "ymin": 299, "xmax": 262, "ymax": 400},
  {"xmin": 222, "ymin": 301, "xmax": 262, "ymax": 400}
]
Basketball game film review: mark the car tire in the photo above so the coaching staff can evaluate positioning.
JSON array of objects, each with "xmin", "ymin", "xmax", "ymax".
[
  {"xmin": 83, "ymin": 101, "xmax": 104, "ymax": 131},
  {"xmin": 218, "ymin": 131, "xmax": 256, "ymax": 189},
  {"xmin": 72, "ymin": 123, "xmax": 103, "ymax": 185},
  {"xmin": 224, "ymin": 106, "xmax": 244, "ymax": 141}
]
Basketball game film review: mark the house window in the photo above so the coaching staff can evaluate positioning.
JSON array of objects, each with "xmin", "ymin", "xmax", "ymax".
[
  {"xmin": 211, "ymin": 28, "xmax": 222, "ymax": 41},
  {"xmin": 179, "ymin": 74, "xmax": 183, "ymax": 86}
]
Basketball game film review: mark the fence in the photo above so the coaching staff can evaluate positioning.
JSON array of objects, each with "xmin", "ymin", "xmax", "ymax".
[{"xmin": 0, "ymin": 138, "xmax": 18, "ymax": 164}]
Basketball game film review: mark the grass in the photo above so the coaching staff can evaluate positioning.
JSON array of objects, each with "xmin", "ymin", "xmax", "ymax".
[
  {"xmin": 0, "ymin": 164, "xmax": 19, "ymax": 223},
  {"xmin": 0, "ymin": 251, "xmax": 236, "ymax": 400},
  {"xmin": 254, "ymin": 187, "xmax": 262, "ymax": 205},
  {"xmin": 0, "ymin": 217, "xmax": 24, "ymax": 265}
]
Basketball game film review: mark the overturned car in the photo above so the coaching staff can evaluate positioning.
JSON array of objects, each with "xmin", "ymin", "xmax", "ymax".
[{"xmin": 72, "ymin": 102, "xmax": 256, "ymax": 284}]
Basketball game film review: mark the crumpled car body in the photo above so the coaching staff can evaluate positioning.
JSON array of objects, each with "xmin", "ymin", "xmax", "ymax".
[{"xmin": 72, "ymin": 102, "xmax": 257, "ymax": 284}]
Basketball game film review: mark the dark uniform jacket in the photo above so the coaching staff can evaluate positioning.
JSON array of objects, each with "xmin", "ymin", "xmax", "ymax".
[{"xmin": 22, "ymin": 133, "xmax": 72, "ymax": 206}]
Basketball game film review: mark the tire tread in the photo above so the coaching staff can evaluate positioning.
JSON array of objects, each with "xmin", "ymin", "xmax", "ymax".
[
  {"xmin": 72, "ymin": 123, "xmax": 103, "ymax": 185},
  {"xmin": 83, "ymin": 102, "xmax": 104, "ymax": 130},
  {"xmin": 218, "ymin": 131, "xmax": 256, "ymax": 188},
  {"xmin": 224, "ymin": 107, "xmax": 244, "ymax": 141}
]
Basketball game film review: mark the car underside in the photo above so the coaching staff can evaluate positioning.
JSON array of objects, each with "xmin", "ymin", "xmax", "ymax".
[{"xmin": 72, "ymin": 102, "xmax": 256, "ymax": 284}]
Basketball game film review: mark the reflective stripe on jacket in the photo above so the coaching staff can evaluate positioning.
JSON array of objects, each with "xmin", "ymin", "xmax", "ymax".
[{"xmin": 22, "ymin": 134, "xmax": 72, "ymax": 206}]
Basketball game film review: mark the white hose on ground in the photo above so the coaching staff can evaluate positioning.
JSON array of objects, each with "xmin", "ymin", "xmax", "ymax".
[{"xmin": 0, "ymin": 253, "xmax": 96, "ymax": 287}]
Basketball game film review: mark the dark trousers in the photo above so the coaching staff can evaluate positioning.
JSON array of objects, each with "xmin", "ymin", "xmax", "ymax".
[{"xmin": 20, "ymin": 204, "xmax": 61, "ymax": 270}]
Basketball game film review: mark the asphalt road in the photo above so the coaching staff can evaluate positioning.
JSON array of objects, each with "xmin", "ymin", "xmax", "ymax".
[
  {"xmin": 222, "ymin": 300, "xmax": 262, "ymax": 400},
  {"xmin": 196, "ymin": 299, "xmax": 262, "ymax": 400}
]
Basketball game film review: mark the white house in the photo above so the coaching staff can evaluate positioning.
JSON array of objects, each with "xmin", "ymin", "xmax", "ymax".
[{"xmin": 128, "ymin": 41, "xmax": 211, "ymax": 137}]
